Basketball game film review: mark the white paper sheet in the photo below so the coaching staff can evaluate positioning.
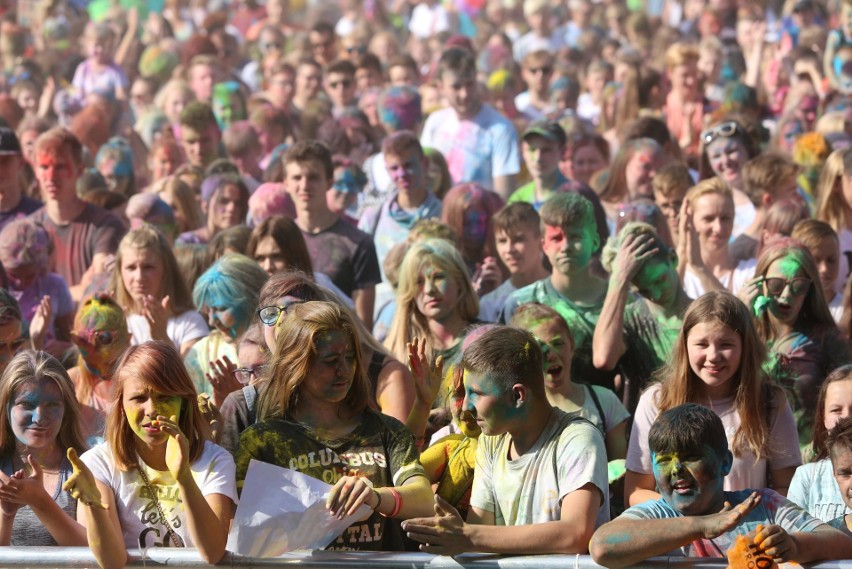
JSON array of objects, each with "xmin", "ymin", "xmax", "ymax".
[{"xmin": 226, "ymin": 459, "xmax": 373, "ymax": 557}]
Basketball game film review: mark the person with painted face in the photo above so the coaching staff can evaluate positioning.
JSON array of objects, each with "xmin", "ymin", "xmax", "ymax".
[
  {"xmin": 111, "ymin": 226, "xmax": 209, "ymax": 357},
  {"xmin": 591, "ymin": 403, "xmax": 852, "ymax": 566},
  {"xmin": 184, "ymin": 254, "xmax": 268, "ymax": 404},
  {"xmin": 512, "ymin": 303, "xmax": 628, "ymax": 460},
  {"xmin": 176, "ymin": 173, "xmax": 250, "ymax": 246},
  {"xmin": 69, "ymin": 295, "xmax": 131, "ymax": 444},
  {"xmin": 740, "ymin": 239, "xmax": 852, "ymax": 447},
  {"xmin": 594, "ymin": 222, "xmax": 691, "ymax": 415},
  {"xmin": 66, "ymin": 341, "xmax": 236, "ymax": 566},
  {"xmin": 0, "ymin": 350, "xmax": 87, "ymax": 545},
  {"xmin": 625, "ymin": 292, "xmax": 800, "ymax": 509},
  {"xmin": 235, "ymin": 301, "xmax": 433, "ymax": 551},
  {"xmin": 402, "ymin": 326, "xmax": 609, "ymax": 554},
  {"xmin": 698, "ymin": 119, "xmax": 760, "ymax": 240}
]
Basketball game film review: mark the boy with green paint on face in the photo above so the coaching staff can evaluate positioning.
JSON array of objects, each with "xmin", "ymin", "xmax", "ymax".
[
  {"xmin": 402, "ymin": 326, "xmax": 609, "ymax": 555},
  {"xmin": 508, "ymin": 120, "xmax": 575, "ymax": 210},
  {"xmin": 590, "ymin": 404, "xmax": 852, "ymax": 567},
  {"xmin": 500, "ymin": 192, "xmax": 617, "ymax": 392}
]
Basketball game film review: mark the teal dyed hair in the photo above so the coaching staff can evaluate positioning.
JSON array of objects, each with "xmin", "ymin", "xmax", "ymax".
[{"xmin": 192, "ymin": 253, "xmax": 269, "ymax": 333}]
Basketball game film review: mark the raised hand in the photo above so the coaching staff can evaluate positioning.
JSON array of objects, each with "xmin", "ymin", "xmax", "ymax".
[
  {"xmin": 699, "ymin": 491, "xmax": 761, "ymax": 540},
  {"xmin": 612, "ymin": 232, "xmax": 660, "ymax": 286},
  {"xmin": 62, "ymin": 448, "xmax": 107, "ymax": 510},
  {"xmin": 28, "ymin": 295, "xmax": 53, "ymax": 351},
  {"xmin": 153, "ymin": 415, "xmax": 190, "ymax": 483},
  {"xmin": 142, "ymin": 294, "xmax": 171, "ymax": 343},
  {"xmin": 408, "ymin": 338, "xmax": 444, "ymax": 408},
  {"xmin": 205, "ymin": 355, "xmax": 243, "ymax": 407}
]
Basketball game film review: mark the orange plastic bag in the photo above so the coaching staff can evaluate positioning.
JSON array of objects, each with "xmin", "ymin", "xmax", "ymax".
[{"xmin": 725, "ymin": 525, "xmax": 778, "ymax": 569}]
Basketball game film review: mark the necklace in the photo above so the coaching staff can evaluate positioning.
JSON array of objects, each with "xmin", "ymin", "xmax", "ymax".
[{"xmin": 137, "ymin": 466, "xmax": 185, "ymax": 548}]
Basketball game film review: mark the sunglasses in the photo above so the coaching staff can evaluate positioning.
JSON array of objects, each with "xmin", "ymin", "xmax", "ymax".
[
  {"xmin": 234, "ymin": 365, "xmax": 268, "ymax": 384},
  {"xmin": 257, "ymin": 301, "xmax": 306, "ymax": 326},
  {"xmin": 763, "ymin": 277, "xmax": 811, "ymax": 296},
  {"xmin": 700, "ymin": 121, "xmax": 739, "ymax": 145},
  {"xmin": 71, "ymin": 329, "xmax": 118, "ymax": 346}
]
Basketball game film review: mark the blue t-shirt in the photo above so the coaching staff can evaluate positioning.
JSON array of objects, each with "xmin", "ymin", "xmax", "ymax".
[{"xmin": 622, "ymin": 489, "xmax": 824, "ymax": 557}]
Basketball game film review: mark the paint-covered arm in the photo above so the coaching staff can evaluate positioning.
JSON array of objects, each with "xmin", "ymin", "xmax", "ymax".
[
  {"xmin": 404, "ymin": 483, "xmax": 601, "ymax": 555},
  {"xmin": 375, "ymin": 358, "xmax": 416, "ymax": 426},
  {"xmin": 590, "ymin": 492, "xmax": 762, "ymax": 568},
  {"xmin": 391, "ymin": 475, "xmax": 436, "ymax": 519},
  {"xmin": 593, "ymin": 232, "xmax": 657, "ymax": 370},
  {"xmin": 352, "ymin": 287, "xmax": 375, "ymax": 332}
]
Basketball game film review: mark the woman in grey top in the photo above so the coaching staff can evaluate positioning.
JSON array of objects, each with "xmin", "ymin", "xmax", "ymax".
[{"xmin": 0, "ymin": 350, "xmax": 87, "ymax": 545}]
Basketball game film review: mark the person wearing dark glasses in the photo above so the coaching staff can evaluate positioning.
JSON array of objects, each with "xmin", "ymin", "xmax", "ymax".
[
  {"xmin": 743, "ymin": 239, "xmax": 852, "ymax": 446},
  {"xmin": 697, "ymin": 119, "xmax": 761, "ymax": 241},
  {"xmin": 68, "ymin": 295, "xmax": 131, "ymax": 445}
]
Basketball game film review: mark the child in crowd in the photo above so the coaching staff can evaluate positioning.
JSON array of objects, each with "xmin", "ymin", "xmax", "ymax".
[
  {"xmin": 479, "ymin": 203, "xmax": 548, "ymax": 322},
  {"xmin": 789, "ymin": 365, "xmax": 852, "ymax": 522},
  {"xmin": 651, "ymin": 163, "xmax": 691, "ymax": 249},
  {"xmin": 402, "ymin": 326, "xmax": 609, "ymax": 554},
  {"xmin": 591, "ymin": 403, "xmax": 852, "ymax": 566},
  {"xmin": 826, "ymin": 416, "xmax": 852, "ymax": 534},
  {"xmin": 792, "ymin": 220, "xmax": 844, "ymax": 323}
]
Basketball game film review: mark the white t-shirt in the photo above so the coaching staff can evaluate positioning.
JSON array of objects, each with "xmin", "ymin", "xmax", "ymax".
[
  {"xmin": 470, "ymin": 408, "xmax": 610, "ymax": 528},
  {"xmin": 82, "ymin": 441, "xmax": 238, "ymax": 549},
  {"xmin": 126, "ymin": 310, "xmax": 209, "ymax": 351},
  {"xmin": 829, "ymin": 291, "xmax": 844, "ymax": 324},
  {"xmin": 683, "ymin": 258, "xmax": 756, "ymax": 300},
  {"xmin": 626, "ymin": 384, "xmax": 801, "ymax": 491},
  {"xmin": 408, "ymin": 3, "xmax": 450, "ymax": 39},
  {"xmin": 420, "ymin": 104, "xmax": 520, "ymax": 191}
]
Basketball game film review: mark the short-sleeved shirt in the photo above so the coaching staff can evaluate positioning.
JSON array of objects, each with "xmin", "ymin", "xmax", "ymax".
[
  {"xmin": 682, "ymin": 258, "xmax": 756, "ymax": 300},
  {"xmin": 478, "ymin": 279, "xmax": 517, "ymax": 323},
  {"xmin": 622, "ymin": 489, "xmax": 824, "ymax": 557},
  {"xmin": 0, "ymin": 195, "xmax": 42, "ymax": 231},
  {"xmin": 0, "ymin": 454, "xmax": 76, "ymax": 545},
  {"xmin": 235, "ymin": 409, "xmax": 426, "ymax": 551},
  {"xmin": 626, "ymin": 384, "xmax": 802, "ymax": 491},
  {"xmin": 126, "ymin": 310, "xmax": 209, "ymax": 351},
  {"xmin": 420, "ymin": 104, "xmax": 520, "ymax": 191},
  {"xmin": 71, "ymin": 59, "xmax": 129, "ymax": 99},
  {"xmin": 500, "ymin": 277, "xmax": 619, "ymax": 391},
  {"xmin": 29, "ymin": 203, "xmax": 126, "ymax": 287},
  {"xmin": 565, "ymin": 384, "xmax": 631, "ymax": 435},
  {"xmin": 470, "ymin": 408, "xmax": 610, "ymax": 528},
  {"xmin": 788, "ymin": 459, "xmax": 852, "ymax": 523},
  {"xmin": 302, "ymin": 218, "xmax": 381, "ymax": 297},
  {"xmin": 81, "ymin": 441, "xmax": 238, "ymax": 549}
]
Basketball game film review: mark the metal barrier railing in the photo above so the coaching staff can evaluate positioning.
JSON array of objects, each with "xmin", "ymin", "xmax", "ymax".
[{"xmin": 0, "ymin": 548, "xmax": 850, "ymax": 568}]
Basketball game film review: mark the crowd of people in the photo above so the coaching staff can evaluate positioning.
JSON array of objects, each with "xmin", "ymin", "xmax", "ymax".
[{"xmin": 1, "ymin": 0, "xmax": 852, "ymax": 565}]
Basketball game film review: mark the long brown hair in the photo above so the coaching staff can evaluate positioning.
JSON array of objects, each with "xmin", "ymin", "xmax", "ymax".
[
  {"xmin": 246, "ymin": 216, "xmax": 314, "ymax": 277},
  {"xmin": 653, "ymin": 291, "xmax": 778, "ymax": 459},
  {"xmin": 0, "ymin": 350, "xmax": 87, "ymax": 457},
  {"xmin": 256, "ymin": 301, "xmax": 372, "ymax": 422},
  {"xmin": 106, "ymin": 341, "xmax": 208, "ymax": 470}
]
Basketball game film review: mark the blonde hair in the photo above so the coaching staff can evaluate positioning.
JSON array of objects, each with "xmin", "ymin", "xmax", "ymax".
[
  {"xmin": 111, "ymin": 225, "xmax": 194, "ymax": 315},
  {"xmin": 686, "ymin": 176, "xmax": 732, "ymax": 206},
  {"xmin": 257, "ymin": 301, "xmax": 371, "ymax": 422},
  {"xmin": 384, "ymin": 239, "xmax": 479, "ymax": 363},
  {"xmin": 815, "ymin": 149, "xmax": 851, "ymax": 232},
  {"xmin": 664, "ymin": 42, "xmax": 700, "ymax": 71}
]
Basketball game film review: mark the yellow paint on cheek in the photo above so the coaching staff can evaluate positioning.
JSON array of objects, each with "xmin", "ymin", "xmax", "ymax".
[{"xmin": 128, "ymin": 407, "xmax": 147, "ymax": 439}]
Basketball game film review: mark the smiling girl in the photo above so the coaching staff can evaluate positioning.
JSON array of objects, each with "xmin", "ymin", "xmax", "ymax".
[
  {"xmin": 112, "ymin": 226, "xmax": 209, "ymax": 357},
  {"xmin": 742, "ymin": 239, "xmax": 852, "ymax": 446},
  {"xmin": 679, "ymin": 178, "xmax": 757, "ymax": 299},
  {"xmin": 66, "ymin": 341, "xmax": 236, "ymax": 567},
  {"xmin": 0, "ymin": 351, "xmax": 87, "ymax": 545},
  {"xmin": 625, "ymin": 291, "xmax": 801, "ymax": 507}
]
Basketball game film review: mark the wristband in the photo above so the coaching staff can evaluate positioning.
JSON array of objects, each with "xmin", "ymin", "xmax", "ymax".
[{"xmin": 381, "ymin": 488, "xmax": 402, "ymax": 518}]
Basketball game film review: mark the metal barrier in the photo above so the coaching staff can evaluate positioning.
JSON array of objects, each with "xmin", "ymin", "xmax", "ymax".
[{"xmin": 0, "ymin": 549, "xmax": 850, "ymax": 568}]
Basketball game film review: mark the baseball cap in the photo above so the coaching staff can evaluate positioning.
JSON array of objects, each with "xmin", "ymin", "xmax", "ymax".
[
  {"xmin": 522, "ymin": 120, "xmax": 567, "ymax": 146},
  {"xmin": 0, "ymin": 127, "xmax": 22, "ymax": 155}
]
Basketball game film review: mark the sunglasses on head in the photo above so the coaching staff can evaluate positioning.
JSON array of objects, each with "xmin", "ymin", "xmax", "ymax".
[
  {"xmin": 701, "ymin": 121, "xmax": 740, "ymax": 145},
  {"xmin": 763, "ymin": 277, "xmax": 811, "ymax": 296}
]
